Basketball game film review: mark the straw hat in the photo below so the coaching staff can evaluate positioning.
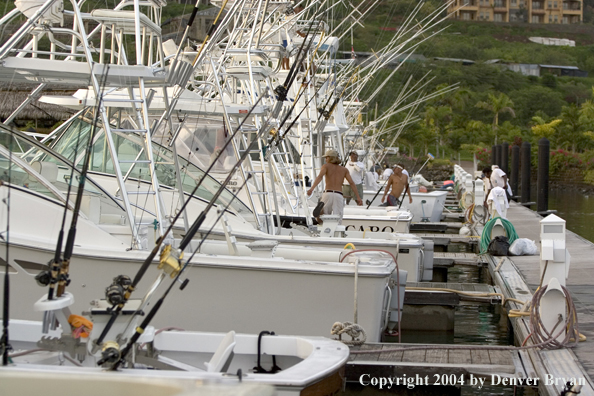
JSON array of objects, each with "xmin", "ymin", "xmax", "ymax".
[{"xmin": 323, "ymin": 149, "xmax": 339, "ymax": 158}]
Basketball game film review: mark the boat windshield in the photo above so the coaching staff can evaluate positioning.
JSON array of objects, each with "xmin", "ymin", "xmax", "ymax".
[
  {"xmin": 52, "ymin": 116, "xmax": 253, "ymax": 216},
  {"xmin": 0, "ymin": 126, "xmax": 126, "ymax": 219}
]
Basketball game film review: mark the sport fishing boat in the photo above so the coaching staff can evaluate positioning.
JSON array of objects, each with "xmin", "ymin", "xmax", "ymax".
[{"xmin": 0, "ymin": 125, "xmax": 407, "ymax": 341}]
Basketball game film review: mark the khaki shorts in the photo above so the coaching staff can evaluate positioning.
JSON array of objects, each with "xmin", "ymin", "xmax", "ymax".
[{"xmin": 342, "ymin": 184, "xmax": 363, "ymax": 200}]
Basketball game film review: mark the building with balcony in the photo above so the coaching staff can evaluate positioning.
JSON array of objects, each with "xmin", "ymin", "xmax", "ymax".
[{"xmin": 447, "ymin": 0, "xmax": 582, "ymax": 23}]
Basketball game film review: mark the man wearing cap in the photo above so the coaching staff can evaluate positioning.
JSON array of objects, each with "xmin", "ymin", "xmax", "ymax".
[
  {"xmin": 382, "ymin": 165, "xmax": 413, "ymax": 206},
  {"xmin": 343, "ymin": 151, "xmax": 365, "ymax": 205},
  {"xmin": 307, "ymin": 149, "xmax": 363, "ymax": 223}
]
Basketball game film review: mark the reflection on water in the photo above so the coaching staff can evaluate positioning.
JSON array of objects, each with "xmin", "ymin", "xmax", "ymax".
[
  {"xmin": 547, "ymin": 188, "xmax": 594, "ymax": 243},
  {"xmin": 345, "ymin": 265, "xmax": 516, "ymax": 395}
]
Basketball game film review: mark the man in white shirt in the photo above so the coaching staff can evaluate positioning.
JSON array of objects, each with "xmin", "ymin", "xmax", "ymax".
[
  {"xmin": 343, "ymin": 152, "xmax": 365, "ymax": 205},
  {"xmin": 484, "ymin": 166, "xmax": 512, "ymax": 200},
  {"xmin": 382, "ymin": 165, "xmax": 393, "ymax": 180}
]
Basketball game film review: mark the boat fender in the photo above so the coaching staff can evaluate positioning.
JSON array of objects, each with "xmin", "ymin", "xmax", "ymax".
[
  {"xmin": 158, "ymin": 244, "xmax": 183, "ymax": 278},
  {"xmin": 344, "ymin": 243, "xmax": 356, "ymax": 250},
  {"xmin": 459, "ymin": 226, "xmax": 471, "ymax": 236},
  {"xmin": 68, "ymin": 314, "xmax": 93, "ymax": 338}
]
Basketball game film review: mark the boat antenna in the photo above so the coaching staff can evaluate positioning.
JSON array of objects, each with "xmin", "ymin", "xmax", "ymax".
[
  {"xmin": 110, "ymin": 107, "xmax": 279, "ymax": 371},
  {"xmin": 92, "ymin": 90, "xmax": 269, "ymax": 348},
  {"xmin": 1, "ymin": 131, "xmax": 13, "ymax": 365}
]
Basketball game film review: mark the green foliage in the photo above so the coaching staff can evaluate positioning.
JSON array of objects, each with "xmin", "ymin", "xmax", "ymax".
[
  {"xmin": 549, "ymin": 148, "xmax": 584, "ymax": 174},
  {"xmin": 584, "ymin": 170, "xmax": 594, "ymax": 185},
  {"xmin": 427, "ymin": 158, "xmax": 453, "ymax": 168}
]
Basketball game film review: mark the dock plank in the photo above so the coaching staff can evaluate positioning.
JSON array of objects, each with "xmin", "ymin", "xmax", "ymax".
[
  {"xmin": 349, "ymin": 344, "xmax": 381, "ymax": 362},
  {"xmin": 402, "ymin": 348, "xmax": 427, "ymax": 363},
  {"xmin": 470, "ymin": 349, "xmax": 491, "ymax": 365},
  {"xmin": 489, "ymin": 349, "xmax": 514, "ymax": 367},
  {"xmin": 378, "ymin": 344, "xmax": 404, "ymax": 362},
  {"xmin": 447, "ymin": 348, "xmax": 471, "ymax": 365},
  {"xmin": 426, "ymin": 349, "xmax": 448, "ymax": 364}
]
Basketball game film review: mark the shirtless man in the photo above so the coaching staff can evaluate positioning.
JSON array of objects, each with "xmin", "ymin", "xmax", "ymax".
[
  {"xmin": 381, "ymin": 165, "xmax": 413, "ymax": 206},
  {"xmin": 307, "ymin": 149, "xmax": 362, "ymax": 223}
]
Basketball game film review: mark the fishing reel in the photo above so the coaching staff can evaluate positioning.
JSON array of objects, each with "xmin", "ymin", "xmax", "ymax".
[
  {"xmin": 158, "ymin": 244, "xmax": 183, "ymax": 278},
  {"xmin": 317, "ymin": 107, "xmax": 330, "ymax": 119},
  {"xmin": 105, "ymin": 275, "xmax": 132, "ymax": 306},
  {"xmin": 274, "ymin": 85, "xmax": 288, "ymax": 102},
  {"xmin": 35, "ymin": 270, "xmax": 52, "ymax": 287},
  {"xmin": 97, "ymin": 340, "xmax": 121, "ymax": 367}
]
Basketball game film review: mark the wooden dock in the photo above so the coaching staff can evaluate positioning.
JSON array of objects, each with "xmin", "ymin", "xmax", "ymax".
[
  {"xmin": 433, "ymin": 252, "xmax": 486, "ymax": 266},
  {"xmin": 414, "ymin": 233, "xmax": 479, "ymax": 247},
  {"xmin": 406, "ymin": 282, "xmax": 500, "ymax": 304},
  {"xmin": 484, "ymin": 201, "xmax": 594, "ymax": 395},
  {"xmin": 346, "ymin": 343, "xmax": 529, "ymax": 382}
]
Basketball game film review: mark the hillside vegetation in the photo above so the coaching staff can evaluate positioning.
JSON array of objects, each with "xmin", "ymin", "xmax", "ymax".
[{"xmin": 335, "ymin": 0, "xmax": 594, "ymax": 181}]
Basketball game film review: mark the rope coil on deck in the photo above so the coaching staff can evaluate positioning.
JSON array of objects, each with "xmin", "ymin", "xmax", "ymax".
[{"xmin": 331, "ymin": 321, "xmax": 367, "ymax": 345}]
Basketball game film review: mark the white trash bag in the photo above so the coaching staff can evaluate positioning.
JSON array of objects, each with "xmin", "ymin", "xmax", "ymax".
[{"xmin": 509, "ymin": 238, "xmax": 538, "ymax": 256}]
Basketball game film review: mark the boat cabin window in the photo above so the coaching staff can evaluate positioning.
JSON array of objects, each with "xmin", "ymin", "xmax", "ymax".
[
  {"xmin": 0, "ymin": 128, "xmax": 127, "ymax": 221},
  {"xmin": 53, "ymin": 117, "xmax": 252, "ymax": 216}
]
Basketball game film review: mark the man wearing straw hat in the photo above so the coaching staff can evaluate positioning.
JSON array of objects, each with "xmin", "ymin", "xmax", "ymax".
[{"xmin": 307, "ymin": 149, "xmax": 362, "ymax": 223}]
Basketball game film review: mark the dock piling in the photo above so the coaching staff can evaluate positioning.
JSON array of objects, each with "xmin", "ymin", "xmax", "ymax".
[
  {"xmin": 537, "ymin": 138, "xmax": 550, "ymax": 214},
  {"xmin": 510, "ymin": 144, "xmax": 519, "ymax": 201},
  {"xmin": 501, "ymin": 141, "xmax": 509, "ymax": 175},
  {"xmin": 521, "ymin": 141, "xmax": 531, "ymax": 205}
]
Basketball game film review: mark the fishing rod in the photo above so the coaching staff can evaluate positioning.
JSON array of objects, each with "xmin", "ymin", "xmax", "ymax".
[
  {"xmin": 152, "ymin": 0, "xmax": 242, "ymax": 135},
  {"xmin": 40, "ymin": 112, "xmax": 86, "ymax": 301},
  {"xmin": 109, "ymin": 106, "xmax": 279, "ymax": 370},
  {"xmin": 92, "ymin": 89, "xmax": 269, "ymax": 349},
  {"xmin": 1, "ymin": 132, "xmax": 13, "ymax": 365},
  {"xmin": 273, "ymin": 10, "xmax": 324, "ymax": 117},
  {"xmin": 313, "ymin": 67, "xmax": 359, "ymax": 139},
  {"xmin": 103, "ymin": 172, "xmax": 255, "ymax": 368},
  {"xmin": 43, "ymin": 69, "xmax": 109, "ymax": 300},
  {"xmin": 396, "ymin": 153, "xmax": 434, "ymax": 211}
]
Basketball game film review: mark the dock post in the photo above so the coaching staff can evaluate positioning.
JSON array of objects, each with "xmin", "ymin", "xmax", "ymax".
[
  {"xmin": 521, "ymin": 142, "xmax": 531, "ymax": 204},
  {"xmin": 510, "ymin": 144, "xmax": 519, "ymax": 201},
  {"xmin": 537, "ymin": 138, "xmax": 550, "ymax": 214},
  {"xmin": 539, "ymin": 214, "xmax": 570, "ymax": 342},
  {"xmin": 501, "ymin": 141, "xmax": 509, "ymax": 175},
  {"xmin": 494, "ymin": 144, "xmax": 501, "ymax": 168}
]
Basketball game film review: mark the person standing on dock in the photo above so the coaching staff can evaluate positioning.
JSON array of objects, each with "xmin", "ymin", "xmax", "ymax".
[
  {"xmin": 484, "ymin": 166, "xmax": 512, "ymax": 200},
  {"xmin": 381, "ymin": 165, "xmax": 413, "ymax": 206},
  {"xmin": 307, "ymin": 149, "xmax": 362, "ymax": 223},
  {"xmin": 343, "ymin": 151, "xmax": 365, "ymax": 205}
]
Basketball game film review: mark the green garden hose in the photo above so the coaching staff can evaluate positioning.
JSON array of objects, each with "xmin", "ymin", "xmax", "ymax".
[{"xmin": 479, "ymin": 217, "xmax": 519, "ymax": 254}]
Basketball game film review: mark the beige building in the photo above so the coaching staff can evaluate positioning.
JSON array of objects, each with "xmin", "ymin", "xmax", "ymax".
[{"xmin": 447, "ymin": 0, "xmax": 582, "ymax": 23}]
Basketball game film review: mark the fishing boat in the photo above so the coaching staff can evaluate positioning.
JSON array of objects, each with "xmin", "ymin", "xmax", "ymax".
[
  {"xmin": 3, "ymin": 317, "xmax": 348, "ymax": 395},
  {"xmin": 0, "ymin": 125, "xmax": 407, "ymax": 341}
]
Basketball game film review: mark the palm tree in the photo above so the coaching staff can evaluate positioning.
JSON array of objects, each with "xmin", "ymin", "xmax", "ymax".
[{"xmin": 475, "ymin": 92, "xmax": 516, "ymax": 145}]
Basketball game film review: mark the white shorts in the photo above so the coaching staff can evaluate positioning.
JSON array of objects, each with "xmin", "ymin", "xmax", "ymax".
[{"xmin": 321, "ymin": 191, "xmax": 344, "ymax": 223}]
